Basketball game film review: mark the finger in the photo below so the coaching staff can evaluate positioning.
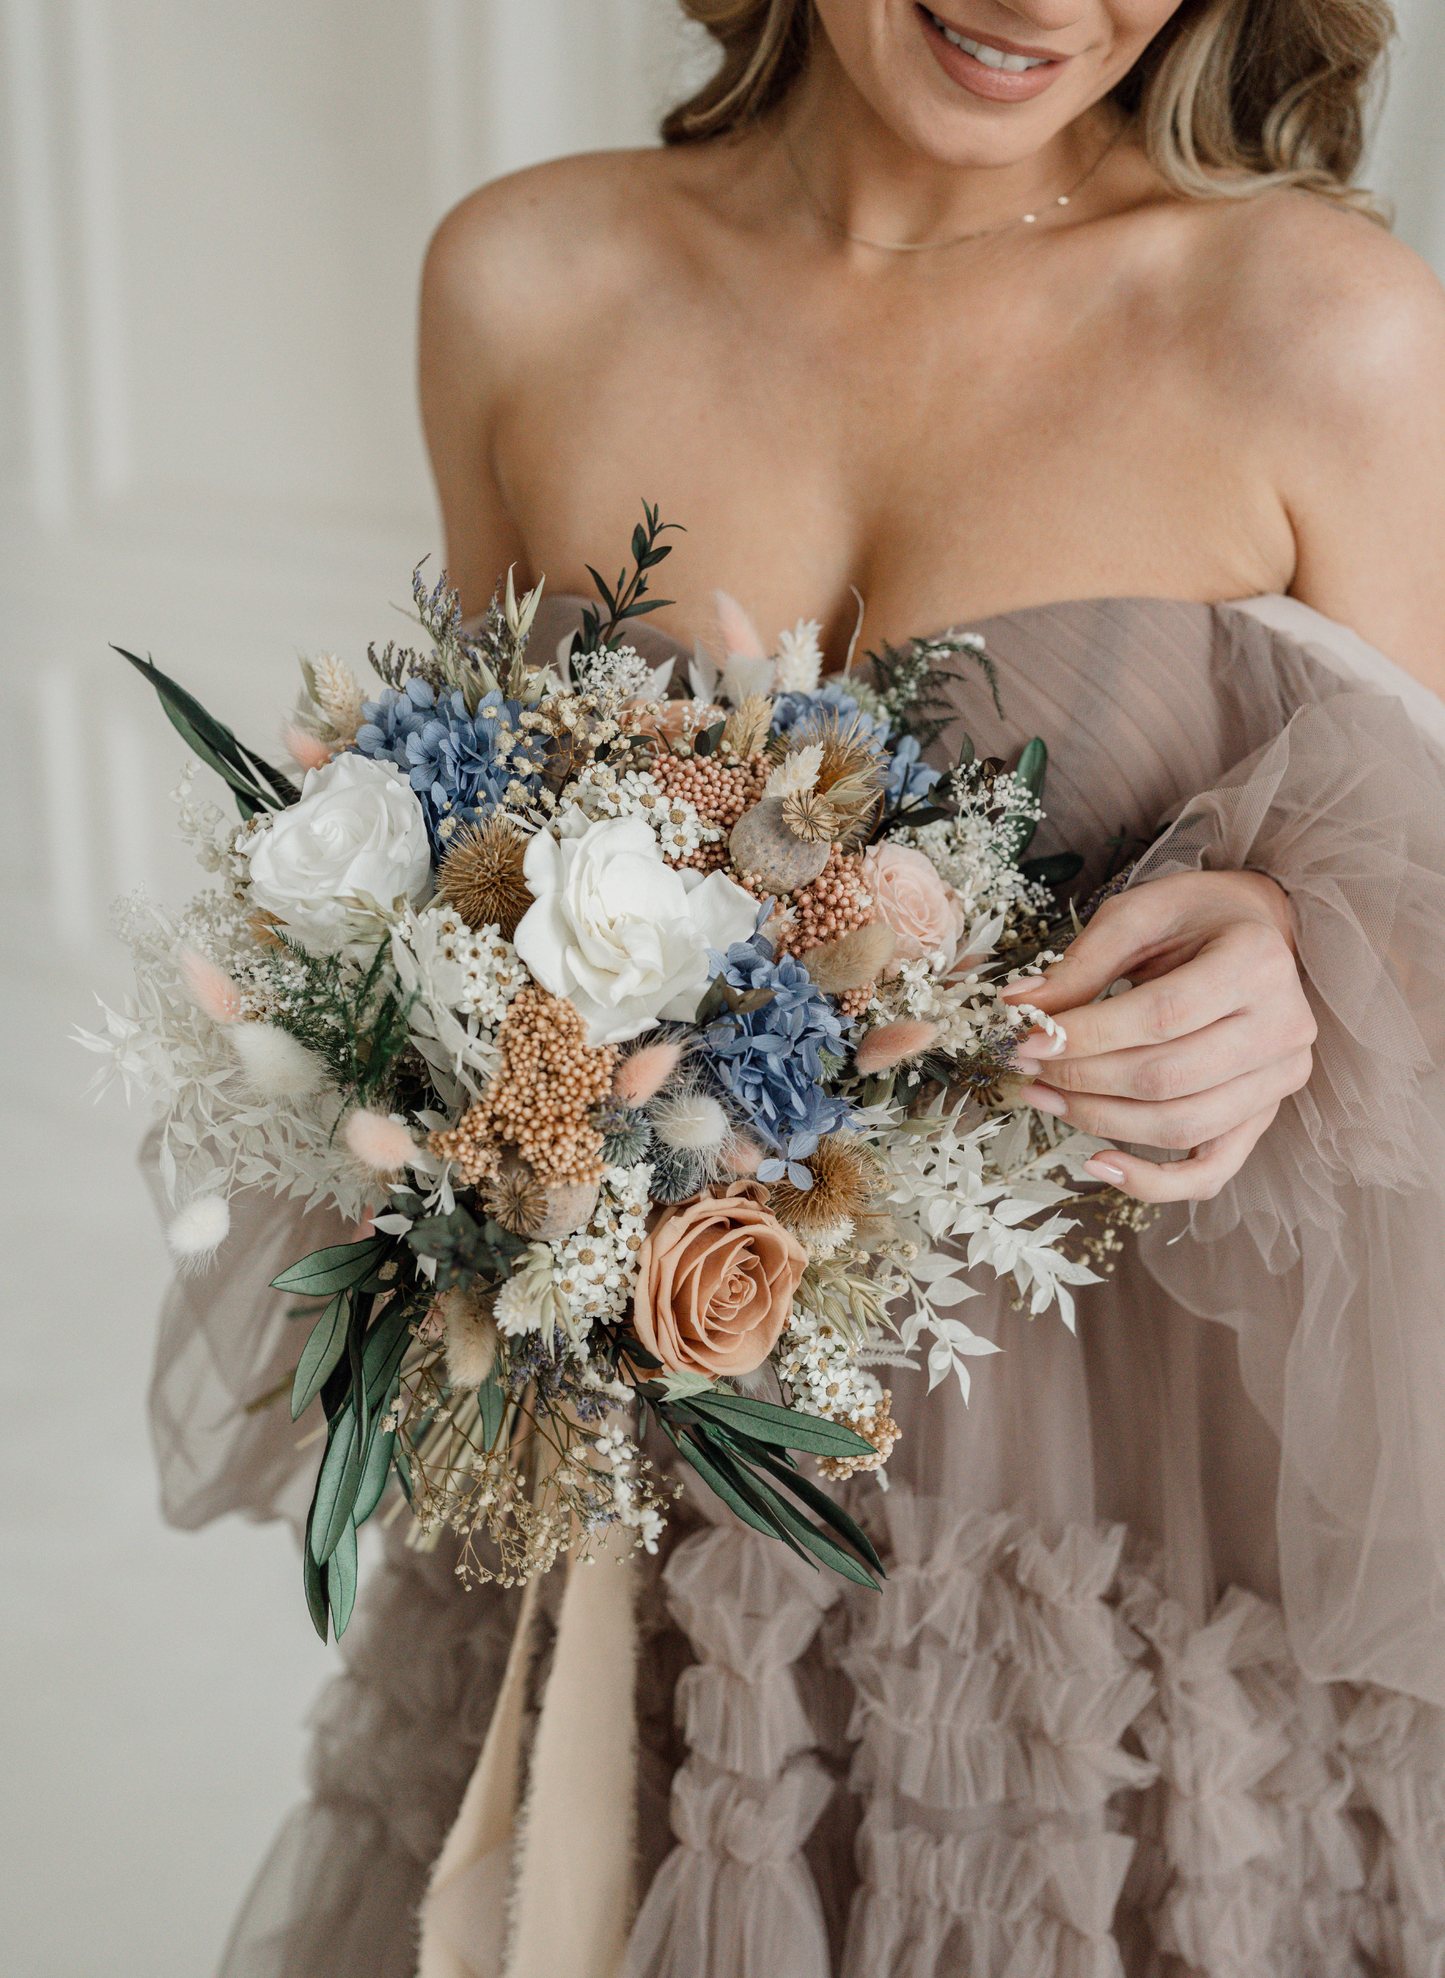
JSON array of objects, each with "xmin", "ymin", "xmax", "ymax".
[
  {"xmin": 999, "ymin": 888, "xmax": 1190, "ymax": 1015},
  {"xmin": 1037, "ymin": 1014, "xmax": 1311, "ymax": 1103},
  {"xmin": 1082, "ymin": 1107, "xmax": 1279, "ymax": 1203},
  {"xmin": 1016, "ymin": 1056, "xmax": 1307, "ymax": 1151},
  {"xmin": 1012, "ymin": 946, "xmax": 1238, "ymax": 1064}
]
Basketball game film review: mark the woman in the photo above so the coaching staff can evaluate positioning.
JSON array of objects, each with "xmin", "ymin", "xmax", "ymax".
[{"xmin": 202, "ymin": 2, "xmax": 1445, "ymax": 1973}]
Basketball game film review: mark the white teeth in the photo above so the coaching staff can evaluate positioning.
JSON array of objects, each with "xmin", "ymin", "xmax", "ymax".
[{"xmin": 928, "ymin": 11, "xmax": 1050, "ymax": 70}]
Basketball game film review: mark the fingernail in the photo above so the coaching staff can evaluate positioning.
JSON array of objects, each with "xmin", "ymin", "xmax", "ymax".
[
  {"xmin": 1017, "ymin": 1082, "xmax": 1068, "ymax": 1118},
  {"xmin": 1014, "ymin": 1026, "xmax": 1067, "ymax": 1060},
  {"xmin": 1086, "ymin": 1156, "xmax": 1126, "ymax": 1183},
  {"xmin": 1000, "ymin": 975, "xmax": 1048, "ymax": 998}
]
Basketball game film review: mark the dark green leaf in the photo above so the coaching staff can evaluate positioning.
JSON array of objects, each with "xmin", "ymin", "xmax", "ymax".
[
  {"xmin": 747, "ymin": 1446, "xmax": 885, "ymax": 1575},
  {"xmin": 1020, "ymin": 851, "xmax": 1084, "ymax": 888},
  {"xmin": 663, "ymin": 1422, "xmax": 805, "ymax": 1560},
  {"xmin": 311, "ymin": 1411, "xmax": 362, "ymax": 1565},
  {"xmin": 272, "ymin": 1235, "xmax": 391, "ymax": 1298},
  {"xmin": 1016, "ymin": 736, "xmax": 1048, "ymax": 797},
  {"xmin": 617, "ymin": 597, "xmax": 674, "ymax": 620},
  {"xmin": 113, "ymin": 646, "xmax": 280, "ymax": 813},
  {"xmin": 302, "ymin": 1503, "xmax": 330, "ymax": 1642},
  {"xmin": 349, "ymin": 1301, "xmax": 371, "ymax": 1455},
  {"xmin": 291, "ymin": 1293, "xmax": 350, "ymax": 1420},
  {"xmin": 690, "ymin": 1390, "xmax": 875, "ymax": 1459},
  {"xmin": 353, "ymin": 1424, "xmax": 397, "ymax": 1526},
  {"xmin": 761, "ymin": 1488, "xmax": 880, "ymax": 1588},
  {"xmin": 476, "ymin": 1372, "xmax": 506, "ymax": 1451},
  {"xmin": 584, "ymin": 564, "xmax": 618, "ymax": 614},
  {"xmin": 326, "ymin": 1519, "xmax": 358, "ymax": 1635},
  {"xmin": 362, "ymin": 1300, "xmax": 414, "ymax": 1405}
]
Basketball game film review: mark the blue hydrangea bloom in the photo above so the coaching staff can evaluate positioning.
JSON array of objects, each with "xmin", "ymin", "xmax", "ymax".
[
  {"xmin": 880, "ymin": 732, "xmax": 941, "ymax": 808},
  {"xmin": 769, "ymin": 684, "xmax": 940, "ymax": 814},
  {"xmin": 702, "ymin": 936, "xmax": 853, "ymax": 1150},
  {"xmin": 354, "ymin": 683, "xmax": 542, "ymax": 845},
  {"xmin": 769, "ymin": 680, "xmax": 862, "ymax": 737}
]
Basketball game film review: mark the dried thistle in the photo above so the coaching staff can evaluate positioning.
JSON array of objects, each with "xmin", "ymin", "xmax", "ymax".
[
  {"xmin": 770, "ymin": 1134, "xmax": 887, "ymax": 1238},
  {"xmin": 437, "ymin": 813, "xmax": 533, "ymax": 940}
]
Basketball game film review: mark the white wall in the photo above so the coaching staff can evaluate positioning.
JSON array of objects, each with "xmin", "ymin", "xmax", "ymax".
[{"xmin": 1, "ymin": 7, "xmax": 1442, "ymax": 1975}]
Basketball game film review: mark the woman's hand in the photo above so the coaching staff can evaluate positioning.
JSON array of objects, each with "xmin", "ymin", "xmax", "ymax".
[{"xmin": 1000, "ymin": 871, "xmax": 1316, "ymax": 1203}]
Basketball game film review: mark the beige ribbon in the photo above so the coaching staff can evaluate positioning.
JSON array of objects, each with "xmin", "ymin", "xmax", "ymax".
[{"xmin": 417, "ymin": 1536, "xmax": 640, "ymax": 1978}]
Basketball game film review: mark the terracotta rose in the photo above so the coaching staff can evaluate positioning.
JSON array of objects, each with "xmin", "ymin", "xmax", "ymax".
[{"xmin": 632, "ymin": 1180, "xmax": 807, "ymax": 1379}]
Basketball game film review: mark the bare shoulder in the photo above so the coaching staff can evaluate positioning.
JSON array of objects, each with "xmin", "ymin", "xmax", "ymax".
[
  {"xmin": 1183, "ymin": 188, "xmax": 1445, "ymax": 678},
  {"xmin": 1189, "ymin": 188, "xmax": 1445, "ymax": 436},
  {"xmin": 422, "ymin": 148, "xmax": 689, "ymax": 371}
]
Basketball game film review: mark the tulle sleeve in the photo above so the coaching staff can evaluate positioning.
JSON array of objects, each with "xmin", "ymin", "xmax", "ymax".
[
  {"xmin": 1128, "ymin": 601, "xmax": 1445, "ymax": 1703},
  {"xmin": 139, "ymin": 1122, "xmax": 349, "ymax": 1533}
]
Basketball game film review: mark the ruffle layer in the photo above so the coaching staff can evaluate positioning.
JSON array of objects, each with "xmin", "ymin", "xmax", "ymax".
[
  {"xmin": 837, "ymin": 1496, "xmax": 1150, "ymax": 1977},
  {"xmin": 216, "ymin": 1530, "xmax": 520, "ymax": 1978},
  {"xmin": 623, "ymin": 1511, "xmax": 841, "ymax": 1978},
  {"xmin": 620, "ymin": 1490, "xmax": 1445, "ymax": 1977}
]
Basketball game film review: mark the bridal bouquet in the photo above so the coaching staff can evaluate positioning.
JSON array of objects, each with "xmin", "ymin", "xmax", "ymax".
[{"xmin": 82, "ymin": 506, "xmax": 1131, "ymax": 1640}]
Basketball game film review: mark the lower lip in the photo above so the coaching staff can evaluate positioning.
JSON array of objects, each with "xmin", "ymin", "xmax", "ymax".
[{"xmin": 916, "ymin": 7, "xmax": 1067, "ymax": 102}]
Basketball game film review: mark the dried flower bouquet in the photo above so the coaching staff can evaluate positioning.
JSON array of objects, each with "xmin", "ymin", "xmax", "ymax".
[{"xmin": 82, "ymin": 505, "xmax": 1140, "ymax": 1639}]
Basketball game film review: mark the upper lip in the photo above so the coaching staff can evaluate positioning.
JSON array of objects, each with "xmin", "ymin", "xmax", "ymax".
[{"xmin": 920, "ymin": 7, "xmax": 1069, "ymax": 62}]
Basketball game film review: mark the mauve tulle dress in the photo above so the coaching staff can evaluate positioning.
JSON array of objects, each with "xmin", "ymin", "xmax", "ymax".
[{"xmin": 142, "ymin": 591, "xmax": 1445, "ymax": 1978}]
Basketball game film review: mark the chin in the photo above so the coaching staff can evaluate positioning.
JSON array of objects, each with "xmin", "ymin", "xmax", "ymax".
[{"xmin": 816, "ymin": 0, "xmax": 1131, "ymax": 168}]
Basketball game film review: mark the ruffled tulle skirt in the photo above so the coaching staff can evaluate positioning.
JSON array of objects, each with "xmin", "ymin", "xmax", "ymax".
[{"xmin": 216, "ymin": 1480, "xmax": 1445, "ymax": 1978}]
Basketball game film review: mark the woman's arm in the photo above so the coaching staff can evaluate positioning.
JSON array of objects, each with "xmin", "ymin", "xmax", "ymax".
[{"xmin": 1007, "ymin": 205, "xmax": 1445, "ymax": 1203}]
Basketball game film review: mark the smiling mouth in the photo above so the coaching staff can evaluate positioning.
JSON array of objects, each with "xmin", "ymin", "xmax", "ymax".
[{"xmin": 919, "ymin": 7, "xmax": 1060, "ymax": 71}]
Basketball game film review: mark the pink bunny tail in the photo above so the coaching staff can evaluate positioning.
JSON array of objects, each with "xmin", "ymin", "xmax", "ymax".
[
  {"xmin": 712, "ymin": 589, "xmax": 767, "ymax": 659},
  {"xmin": 614, "ymin": 1040, "xmax": 684, "ymax": 1107},
  {"xmin": 724, "ymin": 1135, "xmax": 764, "ymax": 1176},
  {"xmin": 284, "ymin": 723, "xmax": 333, "ymax": 772},
  {"xmin": 854, "ymin": 1020, "xmax": 940, "ymax": 1076},
  {"xmin": 178, "ymin": 945, "xmax": 244, "ymax": 1024},
  {"xmin": 344, "ymin": 1108, "xmax": 418, "ymax": 1173}
]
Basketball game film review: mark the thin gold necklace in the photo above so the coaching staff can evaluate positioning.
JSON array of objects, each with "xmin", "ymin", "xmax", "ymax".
[{"xmin": 783, "ymin": 120, "xmax": 1126, "ymax": 254}]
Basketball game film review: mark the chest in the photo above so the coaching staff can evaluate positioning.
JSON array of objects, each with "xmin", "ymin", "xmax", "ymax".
[{"xmin": 493, "ymin": 238, "xmax": 1293, "ymax": 656}]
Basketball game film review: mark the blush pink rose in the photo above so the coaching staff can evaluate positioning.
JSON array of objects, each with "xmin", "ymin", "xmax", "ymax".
[
  {"xmin": 632, "ymin": 1181, "xmax": 807, "ymax": 1379},
  {"xmin": 863, "ymin": 842, "xmax": 968, "ymax": 970}
]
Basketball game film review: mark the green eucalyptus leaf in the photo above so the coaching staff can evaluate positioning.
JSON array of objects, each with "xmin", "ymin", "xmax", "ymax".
[
  {"xmin": 291, "ymin": 1293, "xmax": 350, "ymax": 1420},
  {"xmin": 1020, "ymin": 851, "xmax": 1084, "ymax": 888},
  {"xmin": 352, "ymin": 1424, "xmax": 397, "ymax": 1527},
  {"xmin": 748, "ymin": 1445, "xmax": 886, "ymax": 1575},
  {"xmin": 326, "ymin": 1519, "xmax": 359, "ymax": 1636},
  {"xmin": 476, "ymin": 1372, "xmax": 506, "ymax": 1451},
  {"xmin": 272, "ymin": 1235, "xmax": 390, "ymax": 1298},
  {"xmin": 302, "ymin": 1503, "xmax": 330, "ymax": 1642},
  {"xmin": 310, "ymin": 1411, "xmax": 362, "ymax": 1565},
  {"xmin": 690, "ymin": 1390, "xmax": 875, "ymax": 1459},
  {"xmin": 1016, "ymin": 736, "xmax": 1048, "ymax": 795}
]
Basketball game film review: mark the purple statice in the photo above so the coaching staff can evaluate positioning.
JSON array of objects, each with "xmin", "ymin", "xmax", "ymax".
[
  {"xmin": 354, "ymin": 683, "xmax": 543, "ymax": 846},
  {"xmin": 702, "ymin": 935, "xmax": 853, "ymax": 1150}
]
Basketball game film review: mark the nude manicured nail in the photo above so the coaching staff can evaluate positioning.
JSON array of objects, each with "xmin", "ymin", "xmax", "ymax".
[
  {"xmin": 1017, "ymin": 1082, "xmax": 1067, "ymax": 1118},
  {"xmin": 1000, "ymin": 975, "xmax": 1048, "ymax": 998},
  {"xmin": 1014, "ymin": 1027, "xmax": 1066, "ymax": 1059},
  {"xmin": 1086, "ymin": 1156, "xmax": 1127, "ymax": 1183}
]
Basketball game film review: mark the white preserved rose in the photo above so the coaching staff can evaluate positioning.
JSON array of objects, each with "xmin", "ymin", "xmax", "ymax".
[
  {"xmin": 246, "ymin": 753, "xmax": 432, "ymax": 953},
  {"xmin": 513, "ymin": 813, "xmax": 757, "ymax": 1045}
]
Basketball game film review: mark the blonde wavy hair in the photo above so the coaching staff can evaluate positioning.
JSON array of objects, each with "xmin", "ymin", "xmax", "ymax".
[{"xmin": 662, "ymin": 0, "xmax": 1395, "ymax": 215}]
